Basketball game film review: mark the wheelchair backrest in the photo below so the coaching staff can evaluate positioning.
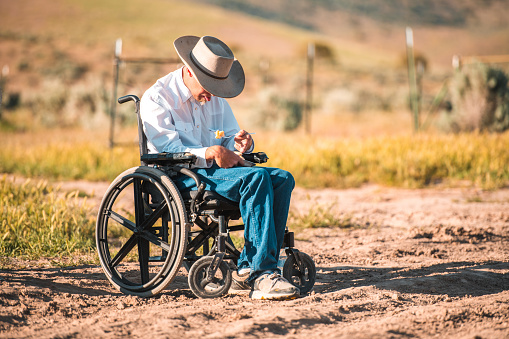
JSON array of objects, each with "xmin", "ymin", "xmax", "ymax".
[{"xmin": 118, "ymin": 95, "xmax": 148, "ymax": 165}]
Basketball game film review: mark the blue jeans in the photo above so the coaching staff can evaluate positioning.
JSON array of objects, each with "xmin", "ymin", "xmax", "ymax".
[{"xmin": 175, "ymin": 165, "xmax": 295, "ymax": 281}]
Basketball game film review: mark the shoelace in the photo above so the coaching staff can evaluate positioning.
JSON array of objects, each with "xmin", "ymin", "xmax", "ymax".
[{"xmin": 266, "ymin": 273, "xmax": 287, "ymax": 289}]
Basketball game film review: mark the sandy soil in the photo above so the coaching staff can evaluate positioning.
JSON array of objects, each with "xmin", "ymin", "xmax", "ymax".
[{"xmin": 1, "ymin": 183, "xmax": 508, "ymax": 338}]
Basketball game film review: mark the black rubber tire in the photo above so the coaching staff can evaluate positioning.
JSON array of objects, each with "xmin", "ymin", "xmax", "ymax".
[
  {"xmin": 188, "ymin": 256, "xmax": 232, "ymax": 298},
  {"xmin": 96, "ymin": 166, "xmax": 188, "ymax": 297},
  {"xmin": 283, "ymin": 251, "xmax": 316, "ymax": 295}
]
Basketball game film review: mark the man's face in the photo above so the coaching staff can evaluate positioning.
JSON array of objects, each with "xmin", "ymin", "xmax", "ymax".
[{"xmin": 187, "ymin": 70, "xmax": 212, "ymax": 104}]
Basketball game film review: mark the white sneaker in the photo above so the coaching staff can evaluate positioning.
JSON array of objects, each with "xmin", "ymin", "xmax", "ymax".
[{"xmin": 249, "ymin": 272, "xmax": 300, "ymax": 300}]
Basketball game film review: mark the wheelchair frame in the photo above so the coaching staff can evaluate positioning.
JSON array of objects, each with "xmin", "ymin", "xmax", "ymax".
[{"xmin": 95, "ymin": 94, "xmax": 316, "ymax": 298}]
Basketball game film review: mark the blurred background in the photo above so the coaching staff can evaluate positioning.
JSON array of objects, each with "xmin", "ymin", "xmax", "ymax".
[
  {"xmin": 1, "ymin": 0, "xmax": 509, "ymax": 188},
  {"xmin": 2, "ymin": 0, "xmax": 508, "ymax": 134}
]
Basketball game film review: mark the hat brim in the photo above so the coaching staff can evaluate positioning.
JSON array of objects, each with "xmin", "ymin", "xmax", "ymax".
[{"xmin": 174, "ymin": 36, "xmax": 245, "ymax": 98}]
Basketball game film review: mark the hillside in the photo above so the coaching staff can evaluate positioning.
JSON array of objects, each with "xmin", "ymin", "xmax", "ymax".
[
  {"xmin": 193, "ymin": 0, "xmax": 509, "ymax": 67},
  {"xmin": 194, "ymin": 0, "xmax": 509, "ymax": 27}
]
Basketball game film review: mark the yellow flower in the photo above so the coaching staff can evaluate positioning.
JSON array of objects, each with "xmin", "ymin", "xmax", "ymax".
[{"xmin": 215, "ymin": 130, "xmax": 225, "ymax": 139}]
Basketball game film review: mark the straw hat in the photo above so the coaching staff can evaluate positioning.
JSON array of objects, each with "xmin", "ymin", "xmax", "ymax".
[{"xmin": 174, "ymin": 35, "xmax": 245, "ymax": 98}]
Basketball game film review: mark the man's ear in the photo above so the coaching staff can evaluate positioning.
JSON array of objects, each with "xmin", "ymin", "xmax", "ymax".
[{"xmin": 187, "ymin": 67, "xmax": 193, "ymax": 77}]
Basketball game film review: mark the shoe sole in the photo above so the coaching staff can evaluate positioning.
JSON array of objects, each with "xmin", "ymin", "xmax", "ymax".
[{"xmin": 249, "ymin": 290, "xmax": 300, "ymax": 301}]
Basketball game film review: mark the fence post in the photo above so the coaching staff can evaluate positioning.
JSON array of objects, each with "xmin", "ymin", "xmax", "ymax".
[
  {"xmin": 305, "ymin": 42, "xmax": 315, "ymax": 134},
  {"xmin": 109, "ymin": 38, "xmax": 122, "ymax": 149},
  {"xmin": 406, "ymin": 27, "xmax": 419, "ymax": 132},
  {"xmin": 0, "ymin": 65, "xmax": 9, "ymax": 120}
]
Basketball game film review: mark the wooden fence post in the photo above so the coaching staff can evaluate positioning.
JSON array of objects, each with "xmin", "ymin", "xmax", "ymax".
[
  {"xmin": 108, "ymin": 39, "xmax": 181, "ymax": 148},
  {"xmin": 0, "ymin": 65, "xmax": 9, "ymax": 120},
  {"xmin": 109, "ymin": 39, "xmax": 122, "ymax": 148},
  {"xmin": 406, "ymin": 27, "xmax": 419, "ymax": 132},
  {"xmin": 305, "ymin": 42, "xmax": 315, "ymax": 134}
]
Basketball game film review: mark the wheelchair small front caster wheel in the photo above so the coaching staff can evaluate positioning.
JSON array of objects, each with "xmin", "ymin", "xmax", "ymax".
[
  {"xmin": 188, "ymin": 256, "xmax": 232, "ymax": 298},
  {"xmin": 283, "ymin": 251, "xmax": 316, "ymax": 295}
]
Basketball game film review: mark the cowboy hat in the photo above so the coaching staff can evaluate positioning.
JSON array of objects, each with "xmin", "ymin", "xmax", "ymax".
[{"xmin": 174, "ymin": 35, "xmax": 245, "ymax": 98}]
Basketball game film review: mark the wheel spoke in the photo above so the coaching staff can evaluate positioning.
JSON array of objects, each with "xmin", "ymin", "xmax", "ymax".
[
  {"xmin": 140, "ymin": 229, "xmax": 172, "ymax": 252},
  {"xmin": 138, "ymin": 237, "xmax": 150, "ymax": 284},
  {"xmin": 139, "ymin": 200, "xmax": 168, "ymax": 231},
  {"xmin": 110, "ymin": 235, "xmax": 138, "ymax": 268},
  {"xmin": 133, "ymin": 179, "xmax": 145, "ymax": 227},
  {"xmin": 106, "ymin": 210, "xmax": 137, "ymax": 233}
]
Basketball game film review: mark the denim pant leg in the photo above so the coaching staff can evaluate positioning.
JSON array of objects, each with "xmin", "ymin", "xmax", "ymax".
[
  {"xmin": 175, "ymin": 165, "xmax": 294, "ymax": 281},
  {"xmin": 250, "ymin": 167, "xmax": 295, "ymax": 267}
]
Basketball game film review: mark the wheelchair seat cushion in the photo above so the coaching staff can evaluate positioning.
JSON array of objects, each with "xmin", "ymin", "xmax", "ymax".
[{"xmin": 180, "ymin": 189, "xmax": 239, "ymax": 211}]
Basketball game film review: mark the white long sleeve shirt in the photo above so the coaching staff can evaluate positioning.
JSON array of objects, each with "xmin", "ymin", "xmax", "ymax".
[{"xmin": 140, "ymin": 67, "xmax": 251, "ymax": 168}]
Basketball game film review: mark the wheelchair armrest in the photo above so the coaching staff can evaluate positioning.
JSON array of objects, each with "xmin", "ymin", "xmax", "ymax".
[
  {"xmin": 243, "ymin": 152, "xmax": 269, "ymax": 164},
  {"xmin": 141, "ymin": 152, "xmax": 197, "ymax": 165},
  {"xmin": 141, "ymin": 151, "xmax": 266, "ymax": 166}
]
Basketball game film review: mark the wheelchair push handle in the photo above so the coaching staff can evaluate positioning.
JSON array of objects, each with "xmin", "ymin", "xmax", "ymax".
[{"xmin": 118, "ymin": 95, "xmax": 140, "ymax": 104}]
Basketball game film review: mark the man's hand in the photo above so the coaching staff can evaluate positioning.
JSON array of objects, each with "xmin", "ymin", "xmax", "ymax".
[
  {"xmin": 205, "ymin": 145, "xmax": 242, "ymax": 168},
  {"xmin": 234, "ymin": 130, "xmax": 253, "ymax": 154}
]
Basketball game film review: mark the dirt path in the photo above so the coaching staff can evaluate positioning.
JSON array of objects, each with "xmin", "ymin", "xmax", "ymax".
[{"xmin": 1, "ymin": 183, "xmax": 508, "ymax": 338}]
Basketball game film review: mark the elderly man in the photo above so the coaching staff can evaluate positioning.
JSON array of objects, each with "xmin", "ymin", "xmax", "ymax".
[{"xmin": 140, "ymin": 35, "xmax": 298, "ymax": 300}]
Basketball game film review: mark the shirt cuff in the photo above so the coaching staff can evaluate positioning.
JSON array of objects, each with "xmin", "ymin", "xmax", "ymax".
[
  {"xmin": 189, "ymin": 147, "xmax": 212, "ymax": 168},
  {"xmin": 246, "ymin": 140, "xmax": 255, "ymax": 153},
  {"xmin": 225, "ymin": 136, "xmax": 255, "ymax": 154}
]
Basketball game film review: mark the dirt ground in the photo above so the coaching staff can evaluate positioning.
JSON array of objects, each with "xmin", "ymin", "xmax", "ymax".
[{"xmin": 1, "ymin": 182, "xmax": 508, "ymax": 338}]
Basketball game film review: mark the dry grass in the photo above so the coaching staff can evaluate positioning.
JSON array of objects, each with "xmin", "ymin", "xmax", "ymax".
[
  {"xmin": 1, "ymin": 126, "xmax": 508, "ymax": 190},
  {"xmin": 0, "ymin": 175, "xmax": 95, "ymax": 258}
]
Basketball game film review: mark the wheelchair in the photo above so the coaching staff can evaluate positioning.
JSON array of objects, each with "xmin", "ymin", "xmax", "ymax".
[{"xmin": 95, "ymin": 94, "xmax": 316, "ymax": 298}]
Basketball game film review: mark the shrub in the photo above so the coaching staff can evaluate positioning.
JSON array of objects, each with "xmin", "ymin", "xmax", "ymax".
[
  {"xmin": 440, "ymin": 63, "xmax": 509, "ymax": 133},
  {"xmin": 22, "ymin": 77, "xmax": 110, "ymax": 129},
  {"xmin": 253, "ymin": 87, "xmax": 303, "ymax": 131}
]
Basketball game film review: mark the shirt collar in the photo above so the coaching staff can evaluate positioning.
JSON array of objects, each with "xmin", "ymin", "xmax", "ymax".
[{"xmin": 175, "ymin": 66, "xmax": 193, "ymax": 103}]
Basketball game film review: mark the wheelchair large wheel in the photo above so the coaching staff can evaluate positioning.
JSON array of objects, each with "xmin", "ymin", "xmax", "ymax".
[
  {"xmin": 96, "ymin": 166, "xmax": 188, "ymax": 297},
  {"xmin": 283, "ymin": 251, "xmax": 316, "ymax": 295},
  {"xmin": 188, "ymin": 256, "xmax": 232, "ymax": 298}
]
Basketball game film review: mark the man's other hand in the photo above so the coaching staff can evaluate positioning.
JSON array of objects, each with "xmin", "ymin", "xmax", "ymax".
[
  {"xmin": 205, "ymin": 145, "xmax": 242, "ymax": 168},
  {"xmin": 234, "ymin": 130, "xmax": 253, "ymax": 154}
]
